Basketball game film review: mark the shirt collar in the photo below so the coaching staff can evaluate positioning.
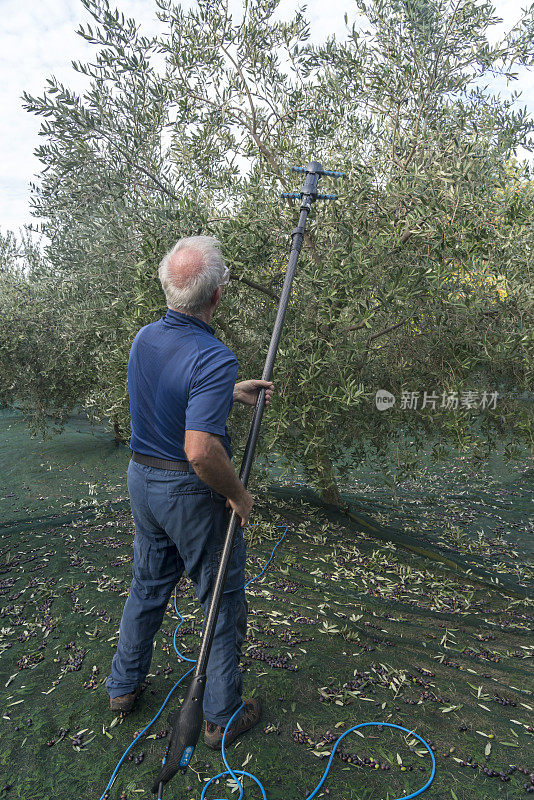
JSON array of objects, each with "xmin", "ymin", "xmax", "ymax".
[{"xmin": 163, "ymin": 308, "xmax": 215, "ymax": 336}]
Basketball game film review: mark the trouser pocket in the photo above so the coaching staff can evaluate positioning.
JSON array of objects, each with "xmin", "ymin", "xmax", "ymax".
[{"xmin": 209, "ymin": 494, "xmax": 246, "ymax": 594}]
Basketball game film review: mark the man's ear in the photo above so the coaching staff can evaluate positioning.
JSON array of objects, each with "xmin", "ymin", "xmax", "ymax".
[{"xmin": 211, "ymin": 286, "xmax": 222, "ymax": 307}]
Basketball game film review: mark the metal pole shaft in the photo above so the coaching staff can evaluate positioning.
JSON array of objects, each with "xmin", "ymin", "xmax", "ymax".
[
  {"xmin": 194, "ymin": 164, "xmax": 321, "ymax": 677},
  {"xmin": 152, "ymin": 162, "xmax": 334, "ymax": 796}
]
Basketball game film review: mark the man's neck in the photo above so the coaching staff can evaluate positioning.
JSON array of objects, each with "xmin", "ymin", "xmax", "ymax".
[{"xmin": 170, "ymin": 307, "xmax": 212, "ymax": 324}]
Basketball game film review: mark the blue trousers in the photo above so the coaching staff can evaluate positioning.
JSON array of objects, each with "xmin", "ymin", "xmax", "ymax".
[{"xmin": 105, "ymin": 459, "xmax": 247, "ymax": 726}]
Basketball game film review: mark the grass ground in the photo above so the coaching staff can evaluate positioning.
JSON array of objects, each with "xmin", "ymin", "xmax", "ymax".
[{"xmin": 0, "ymin": 410, "xmax": 532, "ymax": 800}]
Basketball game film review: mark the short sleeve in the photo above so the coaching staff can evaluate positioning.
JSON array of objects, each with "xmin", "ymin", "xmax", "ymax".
[{"xmin": 185, "ymin": 351, "xmax": 239, "ymax": 437}]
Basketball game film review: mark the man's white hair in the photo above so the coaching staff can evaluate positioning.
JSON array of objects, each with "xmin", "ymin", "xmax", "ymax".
[{"xmin": 158, "ymin": 235, "xmax": 227, "ymax": 315}]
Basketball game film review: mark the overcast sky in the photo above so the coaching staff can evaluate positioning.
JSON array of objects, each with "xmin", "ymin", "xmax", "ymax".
[{"xmin": 1, "ymin": 0, "xmax": 532, "ymax": 235}]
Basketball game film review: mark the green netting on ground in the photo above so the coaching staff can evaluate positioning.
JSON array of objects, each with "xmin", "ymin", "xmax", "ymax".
[
  {"xmin": 1, "ymin": 409, "xmax": 533, "ymax": 800},
  {"xmin": 267, "ymin": 441, "xmax": 533, "ymax": 599}
]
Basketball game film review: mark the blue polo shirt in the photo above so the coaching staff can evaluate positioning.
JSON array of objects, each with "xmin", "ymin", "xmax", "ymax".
[{"xmin": 128, "ymin": 308, "xmax": 239, "ymax": 461}]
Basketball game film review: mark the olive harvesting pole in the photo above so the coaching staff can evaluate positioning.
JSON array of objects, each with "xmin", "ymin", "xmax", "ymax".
[{"xmin": 152, "ymin": 160, "xmax": 346, "ymax": 798}]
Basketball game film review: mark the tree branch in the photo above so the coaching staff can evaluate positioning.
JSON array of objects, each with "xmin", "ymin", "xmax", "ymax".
[
  {"xmin": 220, "ymin": 43, "xmax": 257, "ymax": 134},
  {"xmin": 400, "ymin": 225, "xmax": 414, "ymax": 244},
  {"xmin": 230, "ymin": 273, "xmax": 278, "ymax": 300},
  {"xmin": 94, "ymin": 125, "xmax": 181, "ymax": 202},
  {"xmin": 368, "ymin": 316, "xmax": 411, "ymax": 342}
]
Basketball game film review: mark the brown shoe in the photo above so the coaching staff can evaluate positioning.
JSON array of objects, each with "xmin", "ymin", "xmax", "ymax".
[
  {"xmin": 109, "ymin": 682, "xmax": 143, "ymax": 713},
  {"xmin": 204, "ymin": 698, "xmax": 261, "ymax": 750}
]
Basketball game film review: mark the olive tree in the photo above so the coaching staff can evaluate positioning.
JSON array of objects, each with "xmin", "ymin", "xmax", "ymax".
[
  {"xmin": 0, "ymin": 227, "xmax": 97, "ymax": 432},
  {"xmin": 4, "ymin": 0, "xmax": 533, "ymax": 505},
  {"xmin": 152, "ymin": 0, "xmax": 533, "ymax": 502},
  {"xmin": 11, "ymin": 2, "xmax": 208, "ymax": 440}
]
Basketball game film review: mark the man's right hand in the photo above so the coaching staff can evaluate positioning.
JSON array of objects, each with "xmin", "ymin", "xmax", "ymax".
[{"xmin": 226, "ymin": 489, "xmax": 254, "ymax": 526}]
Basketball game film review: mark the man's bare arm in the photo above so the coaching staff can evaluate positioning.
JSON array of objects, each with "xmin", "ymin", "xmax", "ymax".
[{"xmin": 184, "ymin": 430, "xmax": 253, "ymax": 525}]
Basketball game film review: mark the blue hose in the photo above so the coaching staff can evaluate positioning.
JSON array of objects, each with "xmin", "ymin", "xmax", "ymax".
[
  {"xmin": 201, "ymin": 713, "xmax": 435, "ymax": 800},
  {"xmin": 100, "ymin": 523, "xmax": 436, "ymax": 799}
]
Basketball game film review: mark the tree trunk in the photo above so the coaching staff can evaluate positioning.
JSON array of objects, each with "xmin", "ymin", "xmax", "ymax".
[
  {"xmin": 309, "ymin": 447, "xmax": 345, "ymax": 509},
  {"xmin": 113, "ymin": 418, "xmax": 126, "ymax": 445}
]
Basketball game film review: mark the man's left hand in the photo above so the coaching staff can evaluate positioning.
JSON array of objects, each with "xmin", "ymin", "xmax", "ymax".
[{"xmin": 233, "ymin": 380, "xmax": 274, "ymax": 407}]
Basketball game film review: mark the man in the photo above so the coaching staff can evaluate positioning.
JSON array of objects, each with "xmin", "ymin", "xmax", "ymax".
[{"xmin": 105, "ymin": 235, "xmax": 274, "ymax": 750}]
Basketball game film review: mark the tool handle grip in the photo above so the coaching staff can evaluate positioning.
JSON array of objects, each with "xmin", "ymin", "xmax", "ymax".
[{"xmin": 151, "ymin": 675, "xmax": 205, "ymax": 793}]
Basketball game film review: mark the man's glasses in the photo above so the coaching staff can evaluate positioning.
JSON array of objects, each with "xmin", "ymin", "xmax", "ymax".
[{"xmin": 219, "ymin": 266, "xmax": 230, "ymax": 286}]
